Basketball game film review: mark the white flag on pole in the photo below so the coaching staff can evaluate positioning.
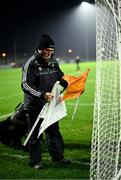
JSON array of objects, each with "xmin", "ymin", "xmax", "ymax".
[
  {"xmin": 37, "ymin": 81, "xmax": 67, "ymax": 138},
  {"xmin": 23, "ymin": 81, "xmax": 67, "ymax": 146}
]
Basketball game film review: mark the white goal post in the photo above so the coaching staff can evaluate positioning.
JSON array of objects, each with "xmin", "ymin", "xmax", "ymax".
[{"xmin": 90, "ymin": 0, "xmax": 121, "ymax": 180}]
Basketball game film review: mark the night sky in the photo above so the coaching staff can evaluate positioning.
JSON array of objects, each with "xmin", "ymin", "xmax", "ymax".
[{"xmin": 0, "ymin": 0, "xmax": 95, "ymax": 60}]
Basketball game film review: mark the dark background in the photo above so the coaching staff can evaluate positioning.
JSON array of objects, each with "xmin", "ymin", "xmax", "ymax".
[{"xmin": 0, "ymin": 0, "xmax": 95, "ymax": 60}]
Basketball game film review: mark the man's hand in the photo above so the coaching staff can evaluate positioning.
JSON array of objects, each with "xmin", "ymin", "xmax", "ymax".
[{"xmin": 44, "ymin": 92, "xmax": 54, "ymax": 102}]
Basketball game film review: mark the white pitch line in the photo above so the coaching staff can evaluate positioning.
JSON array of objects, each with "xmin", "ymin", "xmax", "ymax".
[
  {"xmin": 0, "ymin": 113, "xmax": 14, "ymax": 120},
  {"xmin": 0, "ymin": 80, "xmax": 94, "ymax": 100},
  {"xmin": 2, "ymin": 152, "xmax": 28, "ymax": 159},
  {"xmin": 0, "ymin": 103, "xmax": 94, "ymax": 120},
  {"xmin": 66, "ymin": 102, "xmax": 94, "ymax": 106},
  {"xmin": 0, "ymin": 93, "xmax": 23, "ymax": 100}
]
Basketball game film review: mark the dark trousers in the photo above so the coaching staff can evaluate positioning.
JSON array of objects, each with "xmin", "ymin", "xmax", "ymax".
[{"xmin": 26, "ymin": 108, "xmax": 64, "ymax": 166}]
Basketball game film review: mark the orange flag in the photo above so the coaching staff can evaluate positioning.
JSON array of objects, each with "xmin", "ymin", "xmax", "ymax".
[{"xmin": 62, "ymin": 69, "xmax": 90, "ymax": 101}]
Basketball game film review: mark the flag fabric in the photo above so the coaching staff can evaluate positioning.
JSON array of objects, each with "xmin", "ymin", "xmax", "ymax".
[
  {"xmin": 37, "ymin": 81, "xmax": 67, "ymax": 138},
  {"xmin": 23, "ymin": 81, "xmax": 67, "ymax": 145},
  {"xmin": 62, "ymin": 69, "xmax": 90, "ymax": 101},
  {"xmin": 23, "ymin": 69, "xmax": 90, "ymax": 145}
]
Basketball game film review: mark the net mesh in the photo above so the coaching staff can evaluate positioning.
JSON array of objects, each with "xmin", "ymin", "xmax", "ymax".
[{"xmin": 90, "ymin": 0, "xmax": 121, "ymax": 179}]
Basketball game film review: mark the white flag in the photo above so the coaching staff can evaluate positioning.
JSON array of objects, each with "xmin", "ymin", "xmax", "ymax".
[
  {"xmin": 38, "ymin": 81, "xmax": 67, "ymax": 138},
  {"xmin": 23, "ymin": 81, "xmax": 67, "ymax": 146}
]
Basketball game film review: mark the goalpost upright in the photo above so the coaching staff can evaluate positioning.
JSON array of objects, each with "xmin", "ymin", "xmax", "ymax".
[{"xmin": 90, "ymin": 0, "xmax": 121, "ymax": 179}]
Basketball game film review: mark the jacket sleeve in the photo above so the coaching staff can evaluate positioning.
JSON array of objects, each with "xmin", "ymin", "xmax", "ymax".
[
  {"xmin": 21, "ymin": 61, "xmax": 42, "ymax": 97},
  {"xmin": 54, "ymin": 60, "xmax": 64, "ymax": 79},
  {"xmin": 54, "ymin": 60, "xmax": 68, "ymax": 90}
]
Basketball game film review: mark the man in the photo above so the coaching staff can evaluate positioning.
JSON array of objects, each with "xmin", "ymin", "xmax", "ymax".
[
  {"xmin": 21, "ymin": 34, "xmax": 71, "ymax": 169},
  {"xmin": 75, "ymin": 56, "xmax": 80, "ymax": 71}
]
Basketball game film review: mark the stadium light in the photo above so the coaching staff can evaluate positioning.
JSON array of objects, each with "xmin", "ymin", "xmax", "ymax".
[
  {"xmin": 2, "ymin": 53, "xmax": 6, "ymax": 57},
  {"xmin": 81, "ymin": 0, "xmax": 95, "ymax": 4},
  {"xmin": 75, "ymin": 0, "xmax": 95, "ymax": 14},
  {"xmin": 81, "ymin": 2, "xmax": 91, "ymax": 11},
  {"xmin": 70, "ymin": 0, "xmax": 95, "ymax": 61},
  {"xmin": 68, "ymin": 49, "xmax": 73, "ymax": 53}
]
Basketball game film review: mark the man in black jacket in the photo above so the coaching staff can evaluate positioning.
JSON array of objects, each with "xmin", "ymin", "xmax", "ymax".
[{"xmin": 21, "ymin": 34, "xmax": 71, "ymax": 169}]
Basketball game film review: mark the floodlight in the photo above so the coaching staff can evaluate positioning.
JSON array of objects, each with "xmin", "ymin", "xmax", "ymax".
[{"xmin": 81, "ymin": 0, "xmax": 95, "ymax": 4}]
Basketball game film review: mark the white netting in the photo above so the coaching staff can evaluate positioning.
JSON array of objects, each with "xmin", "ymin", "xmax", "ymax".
[{"xmin": 90, "ymin": 0, "xmax": 121, "ymax": 179}]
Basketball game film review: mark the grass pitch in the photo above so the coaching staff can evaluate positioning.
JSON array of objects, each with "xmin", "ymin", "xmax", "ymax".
[{"xmin": 0, "ymin": 62, "xmax": 96, "ymax": 179}]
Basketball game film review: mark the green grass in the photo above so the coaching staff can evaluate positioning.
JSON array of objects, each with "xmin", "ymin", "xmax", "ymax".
[{"xmin": 0, "ymin": 62, "xmax": 96, "ymax": 179}]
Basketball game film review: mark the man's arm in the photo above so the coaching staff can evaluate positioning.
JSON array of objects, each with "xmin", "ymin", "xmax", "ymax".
[
  {"xmin": 54, "ymin": 60, "xmax": 68, "ymax": 93},
  {"xmin": 21, "ymin": 60, "xmax": 42, "ymax": 98}
]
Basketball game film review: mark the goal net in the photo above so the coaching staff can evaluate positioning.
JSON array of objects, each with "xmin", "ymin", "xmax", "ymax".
[{"xmin": 90, "ymin": 0, "xmax": 121, "ymax": 179}]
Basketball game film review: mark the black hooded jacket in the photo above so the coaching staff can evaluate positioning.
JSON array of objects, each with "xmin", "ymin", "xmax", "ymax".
[{"xmin": 21, "ymin": 51, "xmax": 64, "ymax": 110}]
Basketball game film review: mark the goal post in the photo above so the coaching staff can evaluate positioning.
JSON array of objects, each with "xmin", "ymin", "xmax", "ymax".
[{"xmin": 90, "ymin": 0, "xmax": 121, "ymax": 179}]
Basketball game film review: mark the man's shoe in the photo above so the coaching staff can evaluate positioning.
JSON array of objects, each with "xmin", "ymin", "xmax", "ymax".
[{"xmin": 33, "ymin": 162, "xmax": 44, "ymax": 169}]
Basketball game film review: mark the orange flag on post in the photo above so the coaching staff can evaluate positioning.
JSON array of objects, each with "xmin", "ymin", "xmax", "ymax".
[{"xmin": 62, "ymin": 69, "xmax": 90, "ymax": 101}]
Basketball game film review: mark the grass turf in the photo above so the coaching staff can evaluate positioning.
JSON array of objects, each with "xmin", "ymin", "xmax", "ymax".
[{"xmin": 0, "ymin": 62, "xmax": 96, "ymax": 179}]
